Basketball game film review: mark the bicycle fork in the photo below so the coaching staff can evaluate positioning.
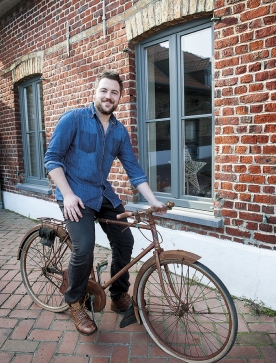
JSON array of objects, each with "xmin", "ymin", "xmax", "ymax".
[{"xmin": 152, "ymin": 229, "xmax": 186, "ymax": 314}]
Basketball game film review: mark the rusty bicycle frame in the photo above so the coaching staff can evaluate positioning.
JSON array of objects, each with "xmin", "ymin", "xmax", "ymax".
[
  {"xmin": 18, "ymin": 202, "xmax": 201, "ymax": 321},
  {"xmin": 18, "ymin": 202, "xmax": 239, "ymax": 363}
]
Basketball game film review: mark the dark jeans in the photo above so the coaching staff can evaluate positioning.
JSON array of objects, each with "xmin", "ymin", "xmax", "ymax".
[{"xmin": 58, "ymin": 197, "xmax": 134, "ymax": 304}]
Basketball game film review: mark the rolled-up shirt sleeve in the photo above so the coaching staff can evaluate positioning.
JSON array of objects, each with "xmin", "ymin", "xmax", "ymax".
[
  {"xmin": 117, "ymin": 129, "xmax": 148, "ymax": 188},
  {"xmin": 44, "ymin": 111, "xmax": 76, "ymax": 174}
]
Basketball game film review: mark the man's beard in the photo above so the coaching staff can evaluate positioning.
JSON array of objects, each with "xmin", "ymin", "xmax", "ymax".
[{"xmin": 95, "ymin": 100, "xmax": 118, "ymax": 115}]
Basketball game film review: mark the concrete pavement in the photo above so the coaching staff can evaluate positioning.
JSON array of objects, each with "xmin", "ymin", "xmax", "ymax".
[{"xmin": 0, "ymin": 208, "xmax": 275, "ymax": 363}]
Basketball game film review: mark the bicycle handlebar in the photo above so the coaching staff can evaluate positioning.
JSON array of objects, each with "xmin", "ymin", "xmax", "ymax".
[{"xmin": 117, "ymin": 201, "xmax": 174, "ymax": 220}]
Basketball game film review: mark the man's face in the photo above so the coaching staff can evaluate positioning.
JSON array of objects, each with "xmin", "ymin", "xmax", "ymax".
[{"xmin": 94, "ymin": 78, "xmax": 121, "ymax": 116}]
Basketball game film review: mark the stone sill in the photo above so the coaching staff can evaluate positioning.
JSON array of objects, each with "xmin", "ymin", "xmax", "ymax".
[
  {"xmin": 15, "ymin": 183, "xmax": 52, "ymax": 195},
  {"xmin": 125, "ymin": 202, "xmax": 223, "ymax": 228}
]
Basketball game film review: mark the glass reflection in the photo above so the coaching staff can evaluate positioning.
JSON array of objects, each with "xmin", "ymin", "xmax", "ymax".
[
  {"xmin": 182, "ymin": 28, "xmax": 212, "ymax": 116},
  {"xmin": 182, "ymin": 117, "xmax": 212, "ymax": 197},
  {"xmin": 146, "ymin": 41, "xmax": 170, "ymax": 120},
  {"xmin": 147, "ymin": 121, "xmax": 171, "ymax": 193}
]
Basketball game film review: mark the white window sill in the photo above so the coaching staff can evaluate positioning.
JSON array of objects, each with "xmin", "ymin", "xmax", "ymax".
[
  {"xmin": 125, "ymin": 202, "xmax": 223, "ymax": 228},
  {"xmin": 15, "ymin": 183, "xmax": 52, "ymax": 195}
]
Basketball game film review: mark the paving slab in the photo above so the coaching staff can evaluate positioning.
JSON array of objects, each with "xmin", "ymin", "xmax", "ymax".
[{"xmin": 0, "ymin": 209, "xmax": 276, "ymax": 362}]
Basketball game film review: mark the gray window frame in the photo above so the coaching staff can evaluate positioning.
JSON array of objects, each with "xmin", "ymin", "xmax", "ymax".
[
  {"xmin": 136, "ymin": 19, "xmax": 214, "ymax": 212},
  {"xmin": 19, "ymin": 77, "xmax": 48, "ymax": 188}
]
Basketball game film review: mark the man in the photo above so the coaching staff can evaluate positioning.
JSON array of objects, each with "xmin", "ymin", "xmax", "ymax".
[{"xmin": 44, "ymin": 70, "xmax": 164, "ymax": 335}]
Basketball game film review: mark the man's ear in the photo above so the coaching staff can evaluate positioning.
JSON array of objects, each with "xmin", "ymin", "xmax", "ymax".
[{"xmin": 92, "ymin": 87, "xmax": 97, "ymax": 100}]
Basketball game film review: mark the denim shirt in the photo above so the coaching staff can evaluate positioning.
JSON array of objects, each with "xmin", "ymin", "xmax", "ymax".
[{"xmin": 44, "ymin": 103, "xmax": 148, "ymax": 211}]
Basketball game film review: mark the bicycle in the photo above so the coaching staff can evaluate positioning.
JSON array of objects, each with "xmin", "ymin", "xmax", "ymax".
[{"xmin": 17, "ymin": 202, "xmax": 238, "ymax": 363}]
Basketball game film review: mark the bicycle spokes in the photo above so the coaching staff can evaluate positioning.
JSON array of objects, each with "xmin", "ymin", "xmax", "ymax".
[{"xmin": 137, "ymin": 259, "xmax": 237, "ymax": 362}]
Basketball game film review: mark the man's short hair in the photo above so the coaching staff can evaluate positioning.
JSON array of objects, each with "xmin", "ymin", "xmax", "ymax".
[{"xmin": 96, "ymin": 70, "xmax": 123, "ymax": 94}]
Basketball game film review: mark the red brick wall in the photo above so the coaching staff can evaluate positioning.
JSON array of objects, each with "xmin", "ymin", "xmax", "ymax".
[
  {"xmin": 213, "ymin": 0, "xmax": 276, "ymax": 246},
  {"xmin": 0, "ymin": 0, "xmax": 275, "ymax": 248},
  {"xmin": 0, "ymin": 0, "xmax": 139, "ymax": 204}
]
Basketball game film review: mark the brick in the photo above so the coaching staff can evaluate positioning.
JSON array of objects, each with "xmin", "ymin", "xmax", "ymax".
[
  {"xmin": 246, "ymin": 222, "xmax": 258, "ymax": 230},
  {"xmin": 248, "ymin": 103, "xmax": 262, "ymax": 113},
  {"xmin": 249, "ymin": 62, "xmax": 261, "ymax": 72},
  {"xmin": 240, "ymin": 93, "xmax": 269, "ymax": 103},
  {"xmin": 235, "ymin": 65, "xmax": 247, "ymax": 75},
  {"xmin": 236, "ymin": 105, "xmax": 248, "ymax": 114},
  {"xmin": 2, "ymin": 339, "xmax": 39, "ymax": 353},
  {"xmin": 247, "ymin": 0, "xmax": 261, "ymax": 9},
  {"xmin": 0, "ymin": 352, "xmax": 14, "ymax": 363},
  {"xmin": 216, "ymin": 136, "xmax": 239, "ymax": 144},
  {"xmin": 254, "ymin": 114, "xmax": 275, "ymax": 123},
  {"xmin": 240, "ymin": 6, "xmax": 270, "ymax": 22},
  {"xmin": 12, "ymin": 355, "xmax": 33, "ymax": 363},
  {"xmin": 256, "ymin": 25, "xmax": 276, "ymax": 39},
  {"xmin": 0, "ymin": 318, "xmax": 18, "ymax": 329},
  {"xmin": 265, "ymin": 103, "xmax": 276, "ymax": 112},
  {"xmin": 225, "ymin": 227, "xmax": 251, "ymax": 238},
  {"xmin": 240, "ymin": 174, "xmax": 265, "ymax": 184},
  {"xmin": 11, "ymin": 319, "xmax": 35, "ymax": 339},
  {"xmin": 263, "ymin": 145, "xmax": 276, "ymax": 154},
  {"xmin": 249, "ymin": 83, "xmax": 263, "ymax": 92},
  {"xmin": 28, "ymin": 329, "xmax": 61, "ymax": 341},
  {"xmin": 76, "ymin": 342, "xmax": 112, "ymax": 356},
  {"xmin": 260, "ymin": 346, "xmax": 276, "ymax": 363},
  {"xmin": 254, "ymin": 194, "xmax": 276, "ymax": 204},
  {"xmin": 240, "ymin": 74, "xmax": 253, "ymax": 83},
  {"xmin": 32, "ymin": 342, "xmax": 57, "ymax": 363}
]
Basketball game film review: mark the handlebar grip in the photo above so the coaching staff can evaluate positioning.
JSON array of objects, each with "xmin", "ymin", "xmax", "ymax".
[{"xmin": 117, "ymin": 201, "xmax": 174, "ymax": 220}]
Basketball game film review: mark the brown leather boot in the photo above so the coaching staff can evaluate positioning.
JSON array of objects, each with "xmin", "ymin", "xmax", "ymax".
[
  {"xmin": 111, "ymin": 292, "xmax": 131, "ymax": 313},
  {"xmin": 69, "ymin": 298, "xmax": 97, "ymax": 335}
]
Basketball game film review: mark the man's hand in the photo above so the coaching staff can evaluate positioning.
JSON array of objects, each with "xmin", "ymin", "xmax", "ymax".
[
  {"xmin": 136, "ymin": 182, "xmax": 166, "ymax": 213},
  {"xmin": 149, "ymin": 199, "xmax": 167, "ymax": 214},
  {"xmin": 63, "ymin": 193, "xmax": 85, "ymax": 222},
  {"xmin": 48, "ymin": 167, "xmax": 85, "ymax": 222},
  {"xmin": 149, "ymin": 200, "xmax": 166, "ymax": 209}
]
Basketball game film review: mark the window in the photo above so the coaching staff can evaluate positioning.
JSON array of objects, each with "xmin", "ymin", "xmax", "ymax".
[
  {"xmin": 19, "ymin": 77, "xmax": 48, "ymax": 188},
  {"xmin": 136, "ymin": 20, "xmax": 213, "ymax": 211}
]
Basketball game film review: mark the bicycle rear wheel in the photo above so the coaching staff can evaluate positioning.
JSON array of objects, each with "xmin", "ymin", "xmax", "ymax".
[
  {"xmin": 137, "ymin": 259, "xmax": 238, "ymax": 363},
  {"xmin": 20, "ymin": 228, "xmax": 72, "ymax": 312}
]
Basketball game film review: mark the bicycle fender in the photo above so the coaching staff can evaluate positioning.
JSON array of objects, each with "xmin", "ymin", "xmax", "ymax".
[
  {"xmin": 17, "ymin": 223, "xmax": 68, "ymax": 260},
  {"xmin": 132, "ymin": 250, "xmax": 201, "ymax": 324}
]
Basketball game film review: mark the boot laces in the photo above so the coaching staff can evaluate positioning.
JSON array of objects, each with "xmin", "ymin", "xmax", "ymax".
[{"xmin": 71, "ymin": 298, "xmax": 91, "ymax": 324}]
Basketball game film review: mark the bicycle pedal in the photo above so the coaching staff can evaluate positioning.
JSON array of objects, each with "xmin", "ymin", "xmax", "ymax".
[
  {"xmin": 96, "ymin": 259, "xmax": 108, "ymax": 284},
  {"xmin": 87, "ymin": 294, "xmax": 96, "ymax": 323},
  {"xmin": 96, "ymin": 259, "xmax": 108, "ymax": 272}
]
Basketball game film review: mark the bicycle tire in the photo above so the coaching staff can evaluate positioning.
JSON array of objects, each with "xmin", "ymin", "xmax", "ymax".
[
  {"xmin": 137, "ymin": 258, "xmax": 238, "ymax": 363},
  {"xmin": 20, "ymin": 228, "xmax": 72, "ymax": 312}
]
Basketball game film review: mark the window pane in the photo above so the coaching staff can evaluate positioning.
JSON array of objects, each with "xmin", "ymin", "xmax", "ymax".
[
  {"xmin": 25, "ymin": 85, "xmax": 35, "ymax": 131},
  {"xmin": 37, "ymin": 82, "xmax": 47, "ymax": 178},
  {"xmin": 21, "ymin": 80, "xmax": 47, "ymax": 183},
  {"xmin": 182, "ymin": 117, "xmax": 212, "ymax": 197},
  {"xmin": 37, "ymin": 82, "xmax": 45, "ymax": 130},
  {"xmin": 182, "ymin": 28, "xmax": 212, "ymax": 116},
  {"xmin": 27, "ymin": 133, "xmax": 38, "ymax": 177},
  {"xmin": 40, "ymin": 131, "xmax": 47, "ymax": 178},
  {"xmin": 146, "ymin": 41, "xmax": 170, "ymax": 120},
  {"xmin": 147, "ymin": 121, "xmax": 171, "ymax": 193}
]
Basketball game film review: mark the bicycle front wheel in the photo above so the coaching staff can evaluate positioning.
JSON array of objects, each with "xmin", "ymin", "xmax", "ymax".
[
  {"xmin": 137, "ymin": 259, "xmax": 238, "ymax": 363},
  {"xmin": 20, "ymin": 228, "xmax": 72, "ymax": 312}
]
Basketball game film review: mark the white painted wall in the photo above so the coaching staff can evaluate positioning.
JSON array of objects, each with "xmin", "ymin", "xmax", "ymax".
[{"xmin": 3, "ymin": 191, "xmax": 276, "ymax": 309}]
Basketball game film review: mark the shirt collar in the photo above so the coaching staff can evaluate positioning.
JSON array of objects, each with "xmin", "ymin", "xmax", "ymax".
[{"xmin": 90, "ymin": 102, "xmax": 117, "ymax": 125}]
